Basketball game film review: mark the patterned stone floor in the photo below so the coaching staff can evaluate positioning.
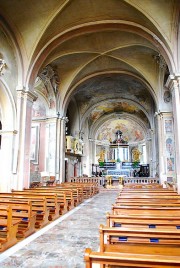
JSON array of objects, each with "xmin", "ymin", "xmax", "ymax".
[{"xmin": 0, "ymin": 189, "xmax": 118, "ymax": 268}]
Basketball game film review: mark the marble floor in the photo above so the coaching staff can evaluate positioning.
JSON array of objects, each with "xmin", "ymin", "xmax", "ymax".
[{"xmin": 0, "ymin": 189, "xmax": 118, "ymax": 268}]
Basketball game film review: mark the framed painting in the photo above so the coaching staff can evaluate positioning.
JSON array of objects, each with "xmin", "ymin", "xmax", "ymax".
[{"xmin": 30, "ymin": 125, "xmax": 39, "ymax": 164}]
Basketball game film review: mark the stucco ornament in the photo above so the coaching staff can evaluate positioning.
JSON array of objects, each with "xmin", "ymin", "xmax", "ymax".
[
  {"xmin": 132, "ymin": 147, "xmax": 142, "ymax": 162},
  {"xmin": 39, "ymin": 65, "xmax": 60, "ymax": 94}
]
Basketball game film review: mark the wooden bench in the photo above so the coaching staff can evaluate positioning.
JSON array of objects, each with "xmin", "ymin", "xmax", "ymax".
[
  {"xmin": 0, "ymin": 205, "xmax": 20, "ymax": 251},
  {"xmin": 119, "ymin": 192, "xmax": 178, "ymax": 197},
  {"xmin": 121, "ymin": 188, "xmax": 175, "ymax": 192},
  {"xmin": 57, "ymin": 186, "xmax": 83, "ymax": 205},
  {"xmin": 60, "ymin": 183, "xmax": 95, "ymax": 198},
  {"xmin": 23, "ymin": 188, "xmax": 72, "ymax": 212},
  {"xmin": 123, "ymin": 183, "xmax": 163, "ymax": 189},
  {"xmin": 115, "ymin": 201, "xmax": 180, "ymax": 207},
  {"xmin": 11, "ymin": 191, "xmax": 59, "ymax": 221},
  {"xmin": 99, "ymin": 224, "xmax": 180, "ymax": 245},
  {"xmin": 84, "ymin": 244, "xmax": 180, "ymax": 268},
  {"xmin": 0, "ymin": 196, "xmax": 50, "ymax": 229},
  {"xmin": 117, "ymin": 195, "xmax": 180, "ymax": 201},
  {"xmin": 0, "ymin": 200, "xmax": 36, "ymax": 238},
  {"xmin": 112, "ymin": 205, "xmax": 180, "ymax": 216},
  {"xmin": 106, "ymin": 212, "xmax": 180, "ymax": 229},
  {"xmin": 116, "ymin": 197, "xmax": 180, "ymax": 203}
]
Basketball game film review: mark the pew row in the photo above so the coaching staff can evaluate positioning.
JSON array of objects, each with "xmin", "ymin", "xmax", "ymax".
[
  {"xmin": 0, "ymin": 205, "xmax": 20, "ymax": 251},
  {"xmin": 112, "ymin": 205, "xmax": 180, "ymax": 216},
  {"xmin": 106, "ymin": 212, "xmax": 180, "ymax": 229},
  {"xmin": 123, "ymin": 183, "xmax": 163, "ymax": 189},
  {"xmin": 84, "ymin": 244, "xmax": 180, "ymax": 268},
  {"xmin": 0, "ymin": 201, "xmax": 36, "ymax": 238},
  {"xmin": 21, "ymin": 189, "xmax": 73, "ymax": 211},
  {"xmin": 99, "ymin": 224, "xmax": 180, "ymax": 246},
  {"xmin": 0, "ymin": 196, "xmax": 49, "ymax": 228}
]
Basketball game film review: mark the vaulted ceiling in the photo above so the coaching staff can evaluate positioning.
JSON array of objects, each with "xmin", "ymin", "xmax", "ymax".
[{"xmin": 0, "ymin": 0, "xmax": 179, "ymax": 140}]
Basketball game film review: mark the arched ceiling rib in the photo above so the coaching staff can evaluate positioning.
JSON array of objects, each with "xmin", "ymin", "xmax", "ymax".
[{"xmin": 0, "ymin": 0, "xmax": 177, "ymax": 142}]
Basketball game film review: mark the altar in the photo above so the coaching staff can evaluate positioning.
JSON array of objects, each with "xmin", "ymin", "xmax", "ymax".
[{"xmin": 106, "ymin": 169, "xmax": 132, "ymax": 178}]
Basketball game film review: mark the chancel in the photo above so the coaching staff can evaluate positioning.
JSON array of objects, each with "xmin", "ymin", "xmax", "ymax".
[
  {"xmin": 0, "ymin": 1, "xmax": 180, "ymax": 267},
  {"xmin": 110, "ymin": 130, "xmax": 129, "ymax": 162}
]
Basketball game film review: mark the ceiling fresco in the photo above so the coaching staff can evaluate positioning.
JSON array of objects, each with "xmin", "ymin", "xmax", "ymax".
[
  {"xmin": 74, "ymin": 74, "xmax": 153, "ymax": 116},
  {"xmin": 89, "ymin": 100, "xmax": 148, "ymax": 125},
  {"xmin": 96, "ymin": 119, "xmax": 146, "ymax": 144}
]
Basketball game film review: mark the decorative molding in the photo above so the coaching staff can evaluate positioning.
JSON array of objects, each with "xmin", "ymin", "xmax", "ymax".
[
  {"xmin": 153, "ymin": 54, "xmax": 167, "ymax": 70},
  {"xmin": 38, "ymin": 65, "xmax": 60, "ymax": 95},
  {"xmin": 0, "ymin": 130, "xmax": 17, "ymax": 135}
]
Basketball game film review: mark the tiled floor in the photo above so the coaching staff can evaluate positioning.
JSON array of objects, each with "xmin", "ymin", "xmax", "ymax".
[{"xmin": 0, "ymin": 189, "xmax": 118, "ymax": 268}]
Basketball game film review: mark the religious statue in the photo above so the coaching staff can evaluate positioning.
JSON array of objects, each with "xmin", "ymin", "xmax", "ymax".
[
  {"xmin": 98, "ymin": 150, "xmax": 105, "ymax": 162},
  {"xmin": 132, "ymin": 148, "xmax": 142, "ymax": 162}
]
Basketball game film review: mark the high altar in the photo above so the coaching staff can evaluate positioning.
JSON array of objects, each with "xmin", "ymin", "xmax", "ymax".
[{"xmin": 97, "ymin": 130, "xmax": 149, "ymax": 184}]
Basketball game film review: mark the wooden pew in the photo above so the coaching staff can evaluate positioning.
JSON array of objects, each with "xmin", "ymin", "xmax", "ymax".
[
  {"xmin": 123, "ymin": 183, "xmax": 163, "ymax": 189},
  {"xmin": 116, "ymin": 198, "xmax": 180, "ymax": 204},
  {"xmin": 60, "ymin": 183, "xmax": 95, "ymax": 198},
  {"xmin": 112, "ymin": 205, "xmax": 180, "ymax": 216},
  {"xmin": 84, "ymin": 186, "xmax": 180, "ymax": 267},
  {"xmin": 23, "ymin": 188, "xmax": 72, "ymax": 212},
  {"xmin": 11, "ymin": 191, "xmax": 59, "ymax": 221},
  {"xmin": 99, "ymin": 224, "xmax": 180, "ymax": 245},
  {"xmin": 121, "ymin": 188, "xmax": 175, "ymax": 192},
  {"xmin": 0, "ymin": 200, "xmax": 36, "ymax": 238},
  {"xmin": 0, "ymin": 196, "xmax": 50, "ymax": 228},
  {"xmin": 119, "ymin": 192, "xmax": 178, "ymax": 197},
  {"xmin": 56, "ymin": 186, "xmax": 83, "ymax": 205},
  {"xmin": 115, "ymin": 201, "xmax": 180, "ymax": 207},
  {"xmin": 117, "ymin": 195, "xmax": 180, "ymax": 201},
  {"xmin": 0, "ymin": 205, "xmax": 20, "ymax": 251},
  {"xmin": 84, "ymin": 245, "xmax": 180, "ymax": 268},
  {"xmin": 106, "ymin": 212, "xmax": 180, "ymax": 229}
]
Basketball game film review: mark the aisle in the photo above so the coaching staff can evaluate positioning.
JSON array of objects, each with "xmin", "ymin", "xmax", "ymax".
[{"xmin": 0, "ymin": 190, "xmax": 118, "ymax": 268}]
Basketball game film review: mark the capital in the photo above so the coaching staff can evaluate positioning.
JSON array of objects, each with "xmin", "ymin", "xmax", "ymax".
[{"xmin": 165, "ymin": 74, "xmax": 180, "ymax": 93}]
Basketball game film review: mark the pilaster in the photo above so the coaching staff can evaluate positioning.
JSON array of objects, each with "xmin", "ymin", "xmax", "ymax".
[
  {"xmin": 59, "ymin": 117, "xmax": 68, "ymax": 183},
  {"xmin": 0, "ymin": 130, "xmax": 17, "ymax": 191},
  {"xmin": 16, "ymin": 89, "xmax": 37, "ymax": 189},
  {"xmin": 166, "ymin": 75, "xmax": 180, "ymax": 193}
]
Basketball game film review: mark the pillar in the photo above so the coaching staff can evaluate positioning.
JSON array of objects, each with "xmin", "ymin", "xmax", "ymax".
[
  {"xmin": 16, "ymin": 89, "xmax": 37, "ymax": 189},
  {"xmin": 59, "ymin": 117, "xmax": 68, "ymax": 183},
  {"xmin": 0, "ymin": 130, "xmax": 17, "ymax": 191},
  {"xmin": 166, "ymin": 75, "xmax": 180, "ymax": 193}
]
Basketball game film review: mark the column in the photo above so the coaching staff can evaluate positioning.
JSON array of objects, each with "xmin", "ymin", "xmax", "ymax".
[
  {"xmin": 166, "ymin": 75, "xmax": 180, "ymax": 193},
  {"xmin": 156, "ymin": 112, "xmax": 167, "ymax": 185},
  {"xmin": 0, "ymin": 130, "xmax": 17, "ymax": 192},
  {"xmin": 59, "ymin": 117, "xmax": 68, "ymax": 183},
  {"xmin": 55, "ymin": 115, "xmax": 61, "ymax": 182},
  {"xmin": 16, "ymin": 89, "xmax": 37, "ymax": 189}
]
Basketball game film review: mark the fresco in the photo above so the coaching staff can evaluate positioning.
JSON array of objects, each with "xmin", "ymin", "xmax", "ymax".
[
  {"xmin": 165, "ymin": 119, "xmax": 173, "ymax": 133},
  {"xmin": 87, "ymin": 100, "xmax": 149, "ymax": 128},
  {"xmin": 96, "ymin": 119, "xmax": 145, "ymax": 143},
  {"xmin": 32, "ymin": 99, "xmax": 46, "ymax": 118},
  {"xmin": 74, "ymin": 74, "xmax": 153, "ymax": 117}
]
